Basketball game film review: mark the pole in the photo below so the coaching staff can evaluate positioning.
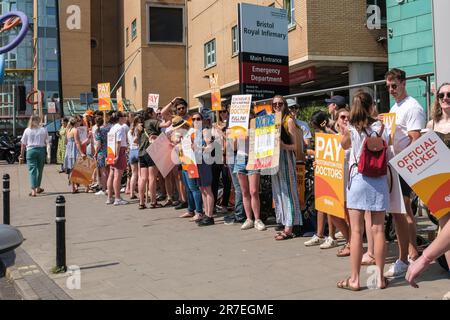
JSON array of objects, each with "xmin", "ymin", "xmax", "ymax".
[
  {"xmin": 3, "ymin": 174, "xmax": 10, "ymax": 225},
  {"xmin": 111, "ymin": 49, "xmax": 141, "ymax": 94},
  {"xmin": 12, "ymin": 84, "xmax": 16, "ymax": 137},
  {"xmin": 55, "ymin": 0, "xmax": 65, "ymax": 118},
  {"xmin": 55, "ymin": 195, "xmax": 66, "ymax": 272}
]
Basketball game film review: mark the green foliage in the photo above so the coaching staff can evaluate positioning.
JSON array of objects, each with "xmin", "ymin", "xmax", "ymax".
[{"xmin": 295, "ymin": 105, "xmax": 327, "ymax": 127}]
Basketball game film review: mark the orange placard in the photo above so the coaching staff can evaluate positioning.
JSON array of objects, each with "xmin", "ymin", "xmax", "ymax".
[
  {"xmin": 98, "ymin": 83, "xmax": 111, "ymax": 111},
  {"xmin": 69, "ymin": 157, "xmax": 96, "ymax": 186},
  {"xmin": 210, "ymin": 74, "xmax": 222, "ymax": 111},
  {"xmin": 380, "ymin": 113, "xmax": 396, "ymax": 144},
  {"xmin": 314, "ymin": 133, "xmax": 345, "ymax": 219},
  {"xmin": 254, "ymin": 104, "xmax": 272, "ymax": 116}
]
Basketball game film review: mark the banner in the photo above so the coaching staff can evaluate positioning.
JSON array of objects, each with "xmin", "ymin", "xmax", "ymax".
[
  {"xmin": 314, "ymin": 133, "xmax": 345, "ymax": 219},
  {"xmin": 98, "ymin": 83, "xmax": 111, "ymax": 111},
  {"xmin": 147, "ymin": 94, "xmax": 159, "ymax": 110},
  {"xmin": 247, "ymin": 113, "xmax": 281, "ymax": 171},
  {"xmin": 47, "ymin": 101, "xmax": 56, "ymax": 114},
  {"xmin": 390, "ymin": 131, "xmax": 450, "ymax": 219},
  {"xmin": 146, "ymin": 134, "xmax": 176, "ymax": 178},
  {"xmin": 238, "ymin": 3, "xmax": 289, "ymax": 99},
  {"xmin": 209, "ymin": 73, "xmax": 222, "ymax": 111},
  {"xmin": 116, "ymin": 86, "xmax": 124, "ymax": 112},
  {"xmin": 380, "ymin": 113, "xmax": 396, "ymax": 143},
  {"xmin": 106, "ymin": 131, "xmax": 117, "ymax": 165},
  {"xmin": 181, "ymin": 134, "xmax": 199, "ymax": 179},
  {"xmin": 227, "ymin": 94, "xmax": 252, "ymax": 139}
]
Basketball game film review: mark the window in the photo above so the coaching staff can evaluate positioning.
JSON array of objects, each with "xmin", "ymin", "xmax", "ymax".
[
  {"xmin": 231, "ymin": 25, "xmax": 239, "ymax": 56},
  {"xmin": 204, "ymin": 39, "xmax": 216, "ymax": 69},
  {"xmin": 126, "ymin": 27, "xmax": 129, "ymax": 46},
  {"xmin": 148, "ymin": 5, "xmax": 184, "ymax": 44},
  {"xmin": 131, "ymin": 19, "xmax": 137, "ymax": 40},
  {"xmin": 284, "ymin": 0, "xmax": 295, "ymax": 27}
]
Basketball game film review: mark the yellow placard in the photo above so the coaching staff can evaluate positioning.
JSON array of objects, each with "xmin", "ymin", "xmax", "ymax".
[
  {"xmin": 116, "ymin": 86, "xmax": 124, "ymax": 112},
  {"xmin": 209, "ymin": 73, "xmax": 222, "ymax": 111},
  {"xmin": 98, "ymin": 83, "xmax": 111, "ymax": 111},
  {"xmin": 380, "ymin": 113, "xmax": 396, "ymax": 144},
  {"xmin": 314, "ymin": 133, "xmax": 345, "ymax": 219}
]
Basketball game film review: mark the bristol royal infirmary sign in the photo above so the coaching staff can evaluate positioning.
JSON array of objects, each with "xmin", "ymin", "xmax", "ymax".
[{"xmin": 238, "ymin": 3, "xmax": 289, "ymax": 100}]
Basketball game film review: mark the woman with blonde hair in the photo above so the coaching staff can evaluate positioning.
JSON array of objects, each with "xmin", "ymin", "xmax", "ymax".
[
  {"xmin": 19, "ymin": 115, "xmax": 49, "ymax": 197},
  {"xmin": 64, "ymin": 117, "xmax": 87, "ymax": 193}
]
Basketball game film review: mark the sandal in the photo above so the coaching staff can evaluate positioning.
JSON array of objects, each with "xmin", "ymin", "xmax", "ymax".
[
  {"xmin": 361, "ymin": 253, "xmax": 376, "ymax": 266},
  {"xmin": 378, "ymin": 278, "xmax": 389, "ymax": 290},
  {"xmin": 190, "ymin": 214, "xmax": 203, "ymax": 222},
  {"xmin": 28, "ymin": 192, "xmax": 37, "ymax": 197},
  {"xmin": 149, "ymin": 202, "xmax": 162, "ymax": 209},
  {"xmin": 36, "ymin": 188, "xmax": 45, "ymax": 194},
  {"xmin": 275, "ymin": 232, "xmax": 295, "ymax": 241},
  {"xmin": 138, "ymin": 204, "xmax": 147, "ymax": 210},
  {"xmin": 337, "ymin": 243, "xmax": 351, "ymax": 257},
  {"xmin": 163, "ymin": 199, "xmax": 173, "ymax": 207},
  {"xmin": 337, "ymin": 277, "xmax": 360, "ymax": 291}
]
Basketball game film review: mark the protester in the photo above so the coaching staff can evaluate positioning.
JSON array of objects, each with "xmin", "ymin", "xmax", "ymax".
[
  {"xmin": 136, "ymin": 108, "xmax": 161, "ymax": 209},
  {"xmin": 56, "ymin": 117, "xmax": 69, "ymax": 173},
  {"xmin": 106, "ymin": 111, "xmax": 129, "ymax": 206},
  {"xmin": 304, "ymin": 111, "xmax": 338, "ymax": 248},
  {"xmin": 171, "ymin": 116, "xmax": 203, "ymax": 220},
  {"xmin": 127, "ymin": 115, "xmax": 141, "ymax": 200},
  {"xmin": 191, "ymin": 112, "xmax": 215, "ymax": 226},
  {"xmin": 338, "ymin": 91, "xmax": 389, "ymax": 291},
  {"xmin": 286, "ymin": 98, "xmax": 312, "ymax": 147},
  {"xmin": 64, "ymin": 117, "xmax": 86, "ymax": 193},
  {"xmin": 384, "ymin": 68, "xmax": 426, "ymax": 279},
  {"xmin": 332, "ymin": 107, "xmax": 352, "ymax": 256},
  {"xmin": 19, "ymin": 116, "xmax": 49, "ymax": 197},
  {"xmin": 235, "ymin": 109, "xmax": 265, "ymax": 232},
  {"xmin": 426, "ymin": 82, "xmax": 450, "ymax": 268},
  {"xmin": 326, "ymin": 95, "xmax": 347, "ymax": 126},
  {"xmin": 94, "ymin": 116, "xmax": 111, "ymax": 196},
  {"xmin": 271, "ymin": 95, "xmax": 303, "ymax": 240}
]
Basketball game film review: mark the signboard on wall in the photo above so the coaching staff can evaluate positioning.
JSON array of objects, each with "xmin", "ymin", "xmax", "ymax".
[
  {"xmin": 432, "ymin": 0, "xmax": 450, "ymax": 87},
  {"xmin": 238, "ymin": 3, "xmax": 289, "ymax": 100}
]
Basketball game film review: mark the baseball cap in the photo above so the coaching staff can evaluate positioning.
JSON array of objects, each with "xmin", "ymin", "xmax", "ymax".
[
  {"xmin": 286, "ymin": 98, "xmax": 298, "ymax": 108},
  {"xmin": 325, "ymin": 95, "xmax": 346, "ymax": 108}
]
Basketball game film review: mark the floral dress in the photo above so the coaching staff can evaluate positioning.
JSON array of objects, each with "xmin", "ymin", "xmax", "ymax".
[
  {"xmin": 56, "ymin": 126, "xmax": 67, "ymax": 164},
  {"xmin": 95, "ymin": 124, "xmax": 111, "ymax": 168}
]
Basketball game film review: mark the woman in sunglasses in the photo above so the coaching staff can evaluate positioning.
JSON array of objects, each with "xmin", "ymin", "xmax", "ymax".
[{"xmin": 271, "ymin": 95, "xmax": 303, "ymax": 240}]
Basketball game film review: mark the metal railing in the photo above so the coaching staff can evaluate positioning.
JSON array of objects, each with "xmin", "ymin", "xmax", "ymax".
[{"xmin": 254, "ymin": 72, "xmax": 435, "ymax": 119}]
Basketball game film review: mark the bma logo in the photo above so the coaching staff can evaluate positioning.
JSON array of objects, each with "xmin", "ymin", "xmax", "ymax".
[
  {"xmin": 66, "ymin": 5, "xmax": 81, "ymax": 30},
  {"xmin": 66, "ymin": 265, "xmax": 81, "ymax": 290}
]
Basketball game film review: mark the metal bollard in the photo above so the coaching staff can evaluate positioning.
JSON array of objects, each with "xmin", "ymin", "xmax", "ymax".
[
  {"xmin": 55, "ymin": 195, "xmax": 66, "ymax": 272},
  {"xmin": 3, "ymin": 174, "xmax": 10, "ymax": 225}
]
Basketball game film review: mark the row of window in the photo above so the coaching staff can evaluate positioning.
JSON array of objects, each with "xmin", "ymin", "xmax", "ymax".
[{"xmin": 204, "ymin": 25, "xmax": 240, "ymax": 69}]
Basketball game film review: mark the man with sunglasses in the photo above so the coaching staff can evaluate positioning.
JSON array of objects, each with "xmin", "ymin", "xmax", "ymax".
[
  {"xmin": 325, "ymin": 95, "xmax": 347, "ymax": 127},
  {"xmin": 384, "ymin": 68, "xmax": 426, "ymax": 279}
]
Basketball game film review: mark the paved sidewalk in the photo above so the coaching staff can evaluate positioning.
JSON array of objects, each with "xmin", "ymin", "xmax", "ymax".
[{"xmin": 0, "ymin": 163, "xmax": 448, "ymax": 300}]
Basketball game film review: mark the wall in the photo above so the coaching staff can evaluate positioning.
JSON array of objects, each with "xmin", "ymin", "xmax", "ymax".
[
  {"xmin": 387, "ymin": 0, "xmax": 433, "ymax": 109},
  {"xmin": 59, "ymin": 0, "xmax": 91, "ymax": 98}
]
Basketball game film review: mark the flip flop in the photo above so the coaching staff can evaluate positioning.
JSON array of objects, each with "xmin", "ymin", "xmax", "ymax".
[
  {"xmin": 337, "ymin": 277, "xmax": 360, "ymax": 291},
  {"xmin": 275, "ymin": 232, "xmax": 295, "ymax": 241}
]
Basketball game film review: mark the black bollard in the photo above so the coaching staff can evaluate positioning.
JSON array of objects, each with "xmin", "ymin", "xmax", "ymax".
[
  {"xmin": 55, "ymin": 195, "xmax": 66, "ymax": 272},
  {"xmin": 3, "ymin": 174, "xmax": 10, "ymax": 225}
]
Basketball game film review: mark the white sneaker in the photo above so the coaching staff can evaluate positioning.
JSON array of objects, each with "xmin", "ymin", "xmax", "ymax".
[
  {"xmin": 384, "ymin": 259, "xmax": 409, "ymax": 278},
  {"xmin": 304, "ymin": 235, "xmax": 326, "ymax": 247},
  {"xmin": 319, "ymin": 237, "xmax": 339, "ymax": 249},
  {"xmin": 114, "ymin": 199, "xmax": 128, "ymax": 206},
  {"xmin": 105, "ymin": 198, "xmax": 114, "ymax": 205},
  {"xmin": 335, "ymin": 231, "xmax": 344, "ymax": 240},
  {"xmin": 95, "ymin": 190, "xmax": 106, "ymax": 196},
  {"xmin": 254, "ymin": 219, "xmax": 266, "ymax": 231},
  {"xmin": 241, "ymin": 219, "xmax": 254, "ymax": 230}
]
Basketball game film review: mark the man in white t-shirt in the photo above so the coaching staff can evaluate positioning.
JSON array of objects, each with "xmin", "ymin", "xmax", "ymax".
[{"xmin": 384, "ymin": 68, "xmax": 426, "ymax": 279}]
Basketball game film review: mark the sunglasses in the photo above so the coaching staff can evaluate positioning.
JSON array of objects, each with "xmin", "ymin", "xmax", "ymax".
[
  {"xmin": 339, "ymin": 115, "xmax": 349, "ymax": 120},
  {"xmin": 438, "ymin": 92, "xmax": 450, "ymax": 100},
  {"xmin": 192, "ymin": 118, "xmax": 202, "ymax": 122},
  {"xmin": 386, "ymin": 84, "xmax": 398, "ymax": 90},
  {"xmin": 272, "ymin": 102, "xmax": 284, "ymax": 107}
]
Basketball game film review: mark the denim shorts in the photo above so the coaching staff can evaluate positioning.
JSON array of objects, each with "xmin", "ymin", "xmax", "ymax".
[
  {"xmin": 233, "ymin": 155, "xmax": 259, "ymax": 176},
  {"xmin": 129, "ymin": 148, "xmax": 139, "ymax": 165}
]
